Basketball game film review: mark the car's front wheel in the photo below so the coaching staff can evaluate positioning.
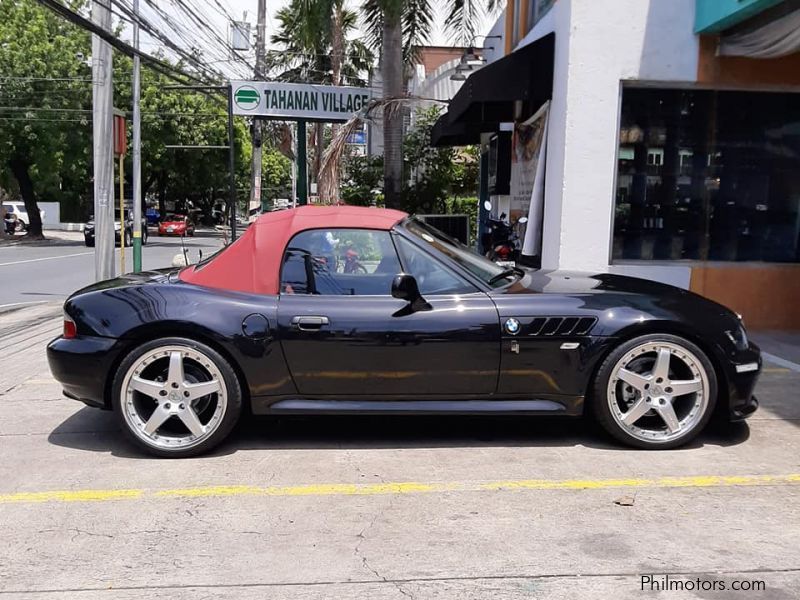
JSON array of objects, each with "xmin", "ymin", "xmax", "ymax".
[
  {"xmin": 592, "ymin": 334, "xmax": 717, "ymax": 449},
  {"xmin": 111, "ymin": 337, "xmax": 242, "ymax": 457}
]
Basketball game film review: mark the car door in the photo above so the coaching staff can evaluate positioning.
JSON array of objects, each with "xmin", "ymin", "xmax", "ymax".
[{"xmin": 276, "ymin": 227, "xmax": 501, "ymax": 397}]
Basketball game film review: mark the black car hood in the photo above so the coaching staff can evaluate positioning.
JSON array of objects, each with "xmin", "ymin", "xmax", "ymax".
[{"xmin": 495, "ymin": 269, "xmax": 689, "ymax": 297}]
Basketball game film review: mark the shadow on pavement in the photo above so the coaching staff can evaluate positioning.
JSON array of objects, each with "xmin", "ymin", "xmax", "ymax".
[{"xmin": 47, "ymin": 406, "xmax": 751, "ymax": 459}]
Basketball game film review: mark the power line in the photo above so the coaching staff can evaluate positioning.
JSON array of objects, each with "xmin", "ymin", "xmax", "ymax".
[
  {"xmin": 0, "ymin": 116, "xmax": 89, "ymax": 122},
  {"xmin": 33, "ymin": 0, "xmax": 211, "ymax": 88}
]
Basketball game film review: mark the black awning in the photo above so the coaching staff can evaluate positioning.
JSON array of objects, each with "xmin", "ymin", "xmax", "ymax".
[
  {"xmin": 430, "ymin": 115, "xmax": 494, "ymax": 147},
  {"xmin": 446, "ymin": 32, "xmax": 554, "ymax": 127}
]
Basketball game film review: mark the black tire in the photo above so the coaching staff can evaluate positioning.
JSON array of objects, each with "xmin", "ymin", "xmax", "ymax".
[
  {"xmin": 85, "ymin": 238, "xmax": 95, "ymax": 247},
  {"xmin": 591, "ymin": 333, "xmax": 717, "ymax": 450},
  {"xmin": 111, "ymin": 336, "xmax": 243, "ymax": 458},
  {"xmin": 142, "ymin": 230, "xmax": 148, "ymax": 246},
  {"xmin": 124, "ymin": 230, "xmax": 132, "ymax": 246}
]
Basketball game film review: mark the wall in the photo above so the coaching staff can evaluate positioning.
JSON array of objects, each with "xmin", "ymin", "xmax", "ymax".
[
  {"xmin": 697, "ymin": 35, "xmax": 800, "ymax": 85},
  {"xmin": 690, "ymin": 264, "xmax": 800, "ymax": 329},
  {"xmin": 515, "ymin": 0, "xmax": 699, "ymax": 275}
]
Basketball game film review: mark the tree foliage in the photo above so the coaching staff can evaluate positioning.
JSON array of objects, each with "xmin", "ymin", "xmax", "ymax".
[
  {"xmin": 0, "ymin": 0, "xmax": 92, "ymax": 236},
  {"xmin": 402, "ymin": 106, "xmax": 478, "ymax": 214},
  {"xmin": 0, "ymin": 0, "xmax": 291, "ymax": 233}
]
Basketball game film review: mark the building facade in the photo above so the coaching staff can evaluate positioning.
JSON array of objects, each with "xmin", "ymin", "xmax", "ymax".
[{"xmin": 434, "ymin": 0, "xmax": 800, "ymax": 329}]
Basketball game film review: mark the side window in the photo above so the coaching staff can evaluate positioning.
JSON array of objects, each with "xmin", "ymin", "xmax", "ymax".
[
  {"xmin": 281, "ymin": 229, "xmax": 401, "ymax": 296},
  {"xmin": 395, "ymin": 236, "xmax": 477, "ymax": 295}
]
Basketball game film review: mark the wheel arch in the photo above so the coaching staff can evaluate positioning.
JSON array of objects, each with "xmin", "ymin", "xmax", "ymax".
[
  {"xmin": 586, "ymin": 321, "xmax": 729, "ymax": 418},
  {"xmin": 104, "ymin": 322, "xmax": 251, "ymax": 412}
]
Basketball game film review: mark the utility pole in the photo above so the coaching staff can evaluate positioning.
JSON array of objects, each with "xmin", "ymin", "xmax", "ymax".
[
  {"xmin": 92, "ymin": 0, "xmax": 115, "ymax": 281},
  {"xmin": 131, "ymin": 0, "xmax": 143, "ymax": 272},
  {"xmin": 248, "ymin": 0, "xmax": 267, "ymax": 220}
]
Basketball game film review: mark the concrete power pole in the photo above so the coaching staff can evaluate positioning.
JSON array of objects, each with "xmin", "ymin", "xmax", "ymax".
[
  {"xmin": 248, "ymin": 0, "xmax": 267, "ymax": 221},
  {"xmin": 131, "ymin": 0, "xmax": 143, "ymax": 272},
  {"xmin": 92, "ymin": 0, "xmax": 115, "ymax": 281}
]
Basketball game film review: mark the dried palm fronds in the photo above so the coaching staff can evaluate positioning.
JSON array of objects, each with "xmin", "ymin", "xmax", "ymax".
[{"xmin": 319, "ymin": 95, "xmax": 437, "ymax": 203}]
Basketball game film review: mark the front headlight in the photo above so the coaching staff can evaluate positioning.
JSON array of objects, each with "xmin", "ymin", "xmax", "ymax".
[{"xmin": 726, "ymin": 322, "xmax": 749, "ymax": 351}]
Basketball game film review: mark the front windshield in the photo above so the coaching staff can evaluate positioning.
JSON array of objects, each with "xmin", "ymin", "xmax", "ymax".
[{"xmin": 403, "ymin": 218, "xmax": 518, "ymax": 287}]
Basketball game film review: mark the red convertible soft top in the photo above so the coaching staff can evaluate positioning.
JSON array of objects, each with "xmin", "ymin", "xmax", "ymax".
[{"xmin": 179, "ymin": 205, "xmax": 408, "ymax": 295}]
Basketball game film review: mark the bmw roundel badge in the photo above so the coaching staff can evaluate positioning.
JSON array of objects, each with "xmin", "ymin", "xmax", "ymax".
[{"xmin": 504, "ymin": 318, "xmax": 521, "ymax": 335}]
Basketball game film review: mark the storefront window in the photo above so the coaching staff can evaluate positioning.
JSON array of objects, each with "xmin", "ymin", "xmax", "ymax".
[{"xmin": 613, "ymin": 87, "xmax": 800, "ymax": 263}]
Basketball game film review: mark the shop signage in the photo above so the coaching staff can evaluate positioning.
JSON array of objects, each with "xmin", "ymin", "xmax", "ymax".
[{"xmin": 231, "ymin": 81, "xmax": 373, "ymax": 121}]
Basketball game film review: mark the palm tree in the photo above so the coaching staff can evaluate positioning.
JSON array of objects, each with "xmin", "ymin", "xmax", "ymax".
[
  {"xmin": 270, "ymin": 0, "xmax": 374, "ymax": 201},
  {"xmin": 361, "ymin": 0, "xmax": 487, "ymax": 209}
]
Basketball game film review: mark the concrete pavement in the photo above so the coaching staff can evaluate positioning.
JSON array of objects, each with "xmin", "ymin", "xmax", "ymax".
[{"xmin": 0, "ymin": 304, "xmax": 798, "ymax": 599}]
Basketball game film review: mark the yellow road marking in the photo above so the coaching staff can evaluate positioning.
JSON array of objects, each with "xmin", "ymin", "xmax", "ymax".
[
  {"xmin": 1, "ymin": 474, "xmax": 798, "ymax": 504},
  {"xmin": 0, "ymin": 489, "xmax": 143, "ymax": 503},
  {"xmin": 763, "ymin": 367, "xmax": 791, "ymax": 373}
]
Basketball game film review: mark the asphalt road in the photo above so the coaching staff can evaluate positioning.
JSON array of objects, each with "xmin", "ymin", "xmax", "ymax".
[
  {"xmin": 0, "ymin": 303, "xmax": 798, "ymax": 599},
  {"xmin": 0, "ymin": 229, "xmax": 223, "ymax": 307}
]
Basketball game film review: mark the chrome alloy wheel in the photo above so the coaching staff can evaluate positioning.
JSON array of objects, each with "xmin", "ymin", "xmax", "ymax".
[
  {"xmin": 120, "ymin": 345, "xmax": 228, "ymax": 451},
  {"xmin": 606, "ymin": 341, "xmax": 710, "ymax": 443}
]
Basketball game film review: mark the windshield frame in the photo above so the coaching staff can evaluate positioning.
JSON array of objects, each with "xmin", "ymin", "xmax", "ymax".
[{"xmin": 396, "ymin": 217, "xmax": 520, "ymax": 289}]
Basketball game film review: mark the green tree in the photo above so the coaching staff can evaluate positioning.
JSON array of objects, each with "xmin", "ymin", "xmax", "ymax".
[
  {"xmin": 340, "ymin": 153, "xmax": 383, "ymax": 206},
  {"xmin": 361, "ymin": 0, "xmax": 488, "ymax": 210},
  {"xmin": 262, "ymin": 147, "xmax": 292, "ymax": 203},
  {"xmin": 402, "ymin": 106, "xmax": 478, "ymax": 214},
  {"xmin": 0, "ymin": 0, "xmax": 92, "ymax": 238}
]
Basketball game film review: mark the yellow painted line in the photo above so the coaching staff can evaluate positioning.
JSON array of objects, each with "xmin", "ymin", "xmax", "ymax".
[
  {"xmin": 1, "ymin": 474, "xmax": 798, "ymax": 505},
  {"xmin": 763, "ymin": 367, "xmax": 790, "ymax": 373},
  {"xmin": 0, "ymin": 488, "xmax": 143, "ymax": 503}
]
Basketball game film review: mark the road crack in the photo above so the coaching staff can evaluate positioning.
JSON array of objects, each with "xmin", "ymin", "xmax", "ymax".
[{"xmin": 353, "ymin": 498, "xmax": 413, "ymax": 599}]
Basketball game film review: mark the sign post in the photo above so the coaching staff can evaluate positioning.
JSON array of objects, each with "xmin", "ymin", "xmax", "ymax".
[
  {"xmin": 296, "ymin": 119, "xmax": 307, "ymax": 205},
  {"xmin": 231, "ymin": 81, "xmax": 372, "ymax": 208}
]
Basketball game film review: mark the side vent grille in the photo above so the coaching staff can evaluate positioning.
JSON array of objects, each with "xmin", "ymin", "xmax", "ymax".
[{"xmin": 526, "ymin": 316, "xmax": 596, "ymax": 336}]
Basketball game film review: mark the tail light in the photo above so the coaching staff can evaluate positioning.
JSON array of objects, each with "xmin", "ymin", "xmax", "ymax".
[{"xmin": 63, "ymin": 314, "xmax": 77, "ymax": 339}]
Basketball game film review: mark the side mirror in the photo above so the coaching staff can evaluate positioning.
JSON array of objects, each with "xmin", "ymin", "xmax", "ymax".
[{"xmin": 391, "ymin": 273, "xmax": 421, "ymax": 302}]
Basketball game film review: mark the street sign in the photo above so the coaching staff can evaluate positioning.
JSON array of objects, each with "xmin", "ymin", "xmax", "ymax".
[{"xmin": 231, "ymin": 81, "xmax": 373, "ymax": 122}]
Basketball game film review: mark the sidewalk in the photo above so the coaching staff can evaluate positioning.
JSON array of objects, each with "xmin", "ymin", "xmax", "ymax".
[
  {"xmin": 0, "ymin": 230, "xmax": 85, "ymax": 247},
  {"xmin": 751, "ymin": 331, "xmax": 800, "ymax": 370}
]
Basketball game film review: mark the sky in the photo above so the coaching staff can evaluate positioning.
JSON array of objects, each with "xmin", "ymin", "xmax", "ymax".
[{"xmin": 129, "ymin": 0, "xmax": 499, "ymax": 81}]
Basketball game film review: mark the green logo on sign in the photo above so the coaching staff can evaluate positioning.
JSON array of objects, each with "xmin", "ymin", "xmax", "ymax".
[{"xmin": 234, "ymin": 86, "xmax": 260, "ymax": 110}]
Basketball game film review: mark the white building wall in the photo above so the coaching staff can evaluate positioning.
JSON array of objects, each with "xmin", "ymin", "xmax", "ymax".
[{"xmin": 516, "ymin": 0, "xmax": 699, "ymax": 286}]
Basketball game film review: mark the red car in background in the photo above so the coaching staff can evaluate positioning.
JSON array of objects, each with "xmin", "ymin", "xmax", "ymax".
[{"xmin": 158, "ymin": 214, "xmax": 195, "ymax": 237}]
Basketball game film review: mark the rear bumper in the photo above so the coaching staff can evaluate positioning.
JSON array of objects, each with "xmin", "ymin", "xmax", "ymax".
[{"xmin": 47, "ymin": 335, "xmax": 122, "ymax": 409}]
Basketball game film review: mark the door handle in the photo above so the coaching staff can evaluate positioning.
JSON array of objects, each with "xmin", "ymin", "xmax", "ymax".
[{"xmin": 291, "ymin": 315, "xmax": 330, "ymax": 331}]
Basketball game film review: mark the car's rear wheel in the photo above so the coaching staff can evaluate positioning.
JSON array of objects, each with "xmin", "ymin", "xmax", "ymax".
[
  {"xmin": 112, "ymin": 337, "xmax": 242, "ymax": 457},
  {"xmin": 592, "ymin": 334, "xmax": 717, "ymax": 449}
]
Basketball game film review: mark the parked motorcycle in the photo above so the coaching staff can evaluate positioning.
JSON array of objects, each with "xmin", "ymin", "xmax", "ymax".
[{"xmin": 482, "ymin": 213, "xmax": 529, "ymax": 262}]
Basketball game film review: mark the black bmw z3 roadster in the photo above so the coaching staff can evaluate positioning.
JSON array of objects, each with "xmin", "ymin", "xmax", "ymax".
[{"xmin": 47, "ymin": 205, "xmax": 761, "ymax": 457}]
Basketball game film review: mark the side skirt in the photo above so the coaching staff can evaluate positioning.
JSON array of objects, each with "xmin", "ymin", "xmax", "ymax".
[{"xmin": 253, "ymin": 397, "xmax": 584, "ymax": 416}]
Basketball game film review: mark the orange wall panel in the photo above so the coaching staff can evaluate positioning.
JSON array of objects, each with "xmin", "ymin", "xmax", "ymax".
[
  {"xmin": 690, "ymin": 264, "xmax": 800, "ymax": 330},
  {"xmin": 698, "ymin": 35, "xmax": 800, "ymax": 87}
]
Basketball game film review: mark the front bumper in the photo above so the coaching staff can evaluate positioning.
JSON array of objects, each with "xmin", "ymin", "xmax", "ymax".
[
  {"xmin": 47, "ymin": 335, "xmax": 122, "ymax": 409},
  {"xmin": 724, "ymin": 342, "xmax": 762, "ymax": 421}
]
